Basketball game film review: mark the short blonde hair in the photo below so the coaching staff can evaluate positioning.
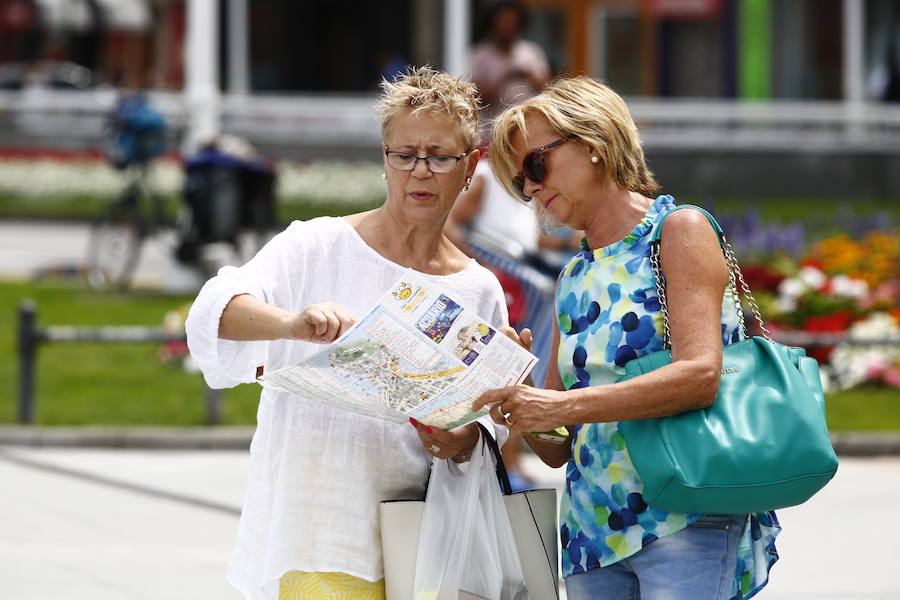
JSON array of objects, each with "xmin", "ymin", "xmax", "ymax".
[
  {"xmin": 490, "ymin": 76, "xmax": 659, "ymax": 228},
  {"xmin": 375, "ymin": 66, "xmax": 481, "ymax": 151}
]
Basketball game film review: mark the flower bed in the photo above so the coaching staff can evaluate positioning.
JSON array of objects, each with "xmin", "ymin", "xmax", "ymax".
[
  {"xmin": 0, "ymin": 156, "xmax": 385, "ymax": 221},
  {"xmin": 740, "ymin": 229, "xmax": 900, "ymax": 392}
]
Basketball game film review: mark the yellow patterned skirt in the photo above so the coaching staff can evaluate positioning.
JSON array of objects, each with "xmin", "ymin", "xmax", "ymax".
[{"xmin": 279, "ymin": 571, "xmax": 386, "ymax": 600}]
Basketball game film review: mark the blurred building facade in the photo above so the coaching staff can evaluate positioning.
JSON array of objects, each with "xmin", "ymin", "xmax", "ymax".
[
  {"xmin": 1, "ymin": 0, "xmax": 899, "ymax": 196},
  {"xmin": 4, "ymin": 0, "xmax": 899, "ymax": 100}
]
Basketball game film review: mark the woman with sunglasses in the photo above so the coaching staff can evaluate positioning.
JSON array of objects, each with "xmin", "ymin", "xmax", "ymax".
[
  {"xmin": 186, "ymin": 67, "xmax": 510, "ymax": 600},
  {"xmin": 473, "ymin": 76, "xmax": 780, "ymax": 600}
]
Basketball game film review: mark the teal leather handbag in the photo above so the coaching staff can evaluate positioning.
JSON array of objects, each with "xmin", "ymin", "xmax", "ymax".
[{"xmin": 617, "ymin": 205, "xmax": 839, "ymax": 515}]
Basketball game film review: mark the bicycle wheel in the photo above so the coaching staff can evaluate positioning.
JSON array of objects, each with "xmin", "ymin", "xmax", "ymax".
[{"xmin": 86, "ymin": 196, "xmax": 145, "ymax": 290}]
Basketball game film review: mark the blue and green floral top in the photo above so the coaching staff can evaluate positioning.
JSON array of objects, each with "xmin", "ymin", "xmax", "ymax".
[{"xmin": 557, "ymin": 195, "xmax": 781, "ymax": 599}]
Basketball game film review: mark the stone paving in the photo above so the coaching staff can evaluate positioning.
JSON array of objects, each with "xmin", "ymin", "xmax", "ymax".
[{"xmin": 1, "ymin": 446, "xmax": 898, "ymax": 599}]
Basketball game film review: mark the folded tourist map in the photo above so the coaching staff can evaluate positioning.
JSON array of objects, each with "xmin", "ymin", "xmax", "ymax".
[{"xmin": 259, "ymin": 270, "xmax": 538, "ymax": 430}]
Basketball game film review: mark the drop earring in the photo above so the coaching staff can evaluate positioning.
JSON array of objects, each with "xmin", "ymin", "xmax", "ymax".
[
  {"xmin": 462, "ymin": 176, "xmax": 472, "ymax": 192},
  {"xmin": 382, "ymin": 173, "xmax": 386, "ymax": 180},
  {"xmin": 590, "ymin": 156, "xmax": 599, "ymax": 164}
]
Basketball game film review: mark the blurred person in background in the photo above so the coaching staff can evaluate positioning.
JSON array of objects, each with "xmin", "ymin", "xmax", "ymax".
[
  {"xmin": 444, "ymin": 150, "xmax": 554, "ymax": 491},
  {"xmin": 475, "ymin": 76, "xmax": 781, "ymax": 600},
  {"xmin": 471, "ymin": 0, "xmax": 550, "ymax": 123},
  {"xmin": 445, "ymin": 148, "xmax": 581, "ymax": 279},
  {"xmin": 867, "ymin": 34, "xmax": 900, "ymax": 102},
  {"xmin": 445, "ymin": 147, "xmax": 582, "ymax": 492},
  {"xmin": 186, "ymin": 67, "xmax": 510, "ymax": 600},
  {"xmin": 467, "ymin": 0, "xmax": 557, "ymax": 490}
]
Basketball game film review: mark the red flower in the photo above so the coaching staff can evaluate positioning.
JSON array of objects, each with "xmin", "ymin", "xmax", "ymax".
[
  {"xmin": 802, "ymin": 310, "xmax": 854, "ymax": 332},
  {"xmin": 741, "ymin": 264, "xmax": 785, "ymax": 293},
  {"xmin": 884, "ymin": 367, "xmax": 900, "ymax": 389},
  {"xmin": 802, "ymin": 310, "xmax": 855, "ymax": 362},
  {"xmin": 800, "ymin": 258, "xmax": 824, "ymax": 270}
]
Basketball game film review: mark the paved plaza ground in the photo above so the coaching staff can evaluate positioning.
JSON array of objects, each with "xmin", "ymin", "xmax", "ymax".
[{"xmin": 0, "ymin": 446, "xmax": 897, "ymax": 600}]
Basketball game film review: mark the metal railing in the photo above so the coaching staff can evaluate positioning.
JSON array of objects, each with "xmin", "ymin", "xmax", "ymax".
[
  {"xmin": 771, "ymin": 331, "xmax": 900, "ymax": 348},
  {"xmin": 3, "ymin": 90, "xmax": 900, "ymax": 153},
  {"xmin": 16, "ymin": 299, "xmax": 222, "ymax": 425},
  {"xmin": 466, "ymin": 231, "xmax": 556, "ymax": 388},
  {"xmin": 13, "ymin": 295, "xmax": 898, "ymax": 427}
]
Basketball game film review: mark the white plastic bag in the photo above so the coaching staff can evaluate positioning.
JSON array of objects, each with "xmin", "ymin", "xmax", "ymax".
[{"xmin": 413, "ymin": 437, "xmax": 528, "ymax": 600}]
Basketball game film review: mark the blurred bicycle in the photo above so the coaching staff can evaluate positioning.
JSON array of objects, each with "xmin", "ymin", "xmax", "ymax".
[
  {"xmin": 86, "ymin": 93, "xmax": 277, "ymax": 290},
  {"xmin": 175, "ymin": 136, "xmax": 277, "ymax": 276},
  {"xmin": 85, "ymin": 92, "xmax": 169, "ymax": 290}
]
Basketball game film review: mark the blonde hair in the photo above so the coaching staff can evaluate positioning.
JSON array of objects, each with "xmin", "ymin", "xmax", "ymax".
[
  {"xmin": 375, "ymin": 66, "xmax": 482, "ymax": 151},
  {"xmin": 490, "ymin": 76, "xmax": 659, "ymax": 228}
]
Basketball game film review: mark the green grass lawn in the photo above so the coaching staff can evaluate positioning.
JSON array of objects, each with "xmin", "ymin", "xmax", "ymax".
[
  {"xmin": 0, "ymin": 280, "xmax": 259, "ymax": 425},
  {"xmin": 701, "ymin": 196, "xmax": 900, "ymax": 225},
  {"xmin": 3, "ymin": 187, "xmax": 895, "ymax": 231},
  {"xmin": 0, "ymin": 191, "xmax": 378, "ymax": 225},
  {"xmin": 1, "ymin": 280, "xmax": 898, "ymax": 430},
  {"xmin": 823, "ymin": 387, "xmax": 900, "ymax": 431}
]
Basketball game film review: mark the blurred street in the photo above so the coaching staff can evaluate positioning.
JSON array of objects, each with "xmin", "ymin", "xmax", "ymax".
[
  {"xmin": 0, "ymin": 219, "xmax": 271, "ymax": 292},
  {"xmin": 0, "ymin": 445, "xmax": 244, "ymax": 600},
  {"xmin": 0, "ymin": 219, "xmax": 202, "ymax": 291},
  {"xmin": 0, "ymin": 444, "xmax": 897, "ymax": 600}
]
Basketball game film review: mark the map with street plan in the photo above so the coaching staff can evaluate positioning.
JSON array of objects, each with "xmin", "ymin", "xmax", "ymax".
[
  {"xmin": 328, "ymin": 337, "xmax": 465, "ymax": 413},
  {"xmin": 259, "ymin": 271, "xmax": 537, "ymax": 430}
]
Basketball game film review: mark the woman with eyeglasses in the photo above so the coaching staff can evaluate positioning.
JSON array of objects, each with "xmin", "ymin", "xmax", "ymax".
[
  {"xmin": 186, "ymin": 67, "xmax": 510, "ymax": 600},
  {"xmin": 472, "ymin": 76, "xmax": 781, "ymax": 600}
]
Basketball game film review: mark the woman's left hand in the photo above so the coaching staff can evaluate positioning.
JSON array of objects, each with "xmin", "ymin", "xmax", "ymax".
[
  {"xmin": 409, "ymin": 419, "xmax": 480, "ymax": 461},
  {"xmin": 471, "ymin": 385, "xmax": 571, "ymax": 435}
]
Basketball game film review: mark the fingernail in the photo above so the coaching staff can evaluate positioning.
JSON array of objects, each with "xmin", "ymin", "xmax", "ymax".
[
  {"xmin": 424, "ymin": 426, "xmax": 434, "ymax": 434},
  {"xmin": 409, "ymin": 417, "xmax": 418, "ymax": 427}
]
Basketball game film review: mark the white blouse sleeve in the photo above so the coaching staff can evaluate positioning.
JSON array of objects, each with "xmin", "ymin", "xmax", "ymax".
[{"xmin": 185, "ymin": 221, "xmax": 306, "ymax": 389}]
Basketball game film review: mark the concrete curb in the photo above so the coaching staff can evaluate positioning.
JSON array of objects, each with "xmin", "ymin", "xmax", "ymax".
[
  {"xmin": 0, "ymin": 426, "xmax": 254, "ymax": 450},
  {"xmin": 1, "ymin": 426, "xmax": 899, "ymax": 456},
  {"xmin": 829, "ymin": 432, "xmax": 900, "ymax": 457}
]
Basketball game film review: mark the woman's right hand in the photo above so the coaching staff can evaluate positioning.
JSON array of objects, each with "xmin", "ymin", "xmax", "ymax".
[{"xmin": 287, "ymin": 302, "xmax": 357, "ymax": 343}]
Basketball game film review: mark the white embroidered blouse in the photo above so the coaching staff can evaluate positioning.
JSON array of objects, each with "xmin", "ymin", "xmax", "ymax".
[{"xmin": 185, "ymin": 216, "xmax": 509, "ymax": 600}]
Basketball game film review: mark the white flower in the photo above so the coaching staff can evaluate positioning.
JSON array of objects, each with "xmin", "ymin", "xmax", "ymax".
[
  {"xmin": 778, "ymin": 277, "xmax": 807, "ymax": 298},
  {"xmin": 798, "ymin": 266, "xmax": 827, "ymax": 290},
  {"xmin": 276, "ymin": 161, "xmax": 385, "ymax": 207},
  {"xmin": 182, "ymin": 354, "xmax": 200, "ymax": 374},
  {"xmin": 776, "ymin": 295, "xmax": 798, "ymax": 314},
  {"xmin": 0, "ymin": 158, "xmax": 384, "ymax": 208},
  {"xmin": 830, "ymin": 274, "xmax": 869, "ymax": 298},
  {"xmin": 829, "ymin": 347, "xmax": 876, "ymax": 389},
  {"xmin": 828, "ymin": 312, "xmax": 900, "ymax": 390},
  {"xmin": 0, "ymin": 158, "xmax": 183, "ymax": 199},
  {"xmin": 162, "ymin": 309, "xmax": 185, "ymax": 333},
  {"xmin": 847, "ymin": 312, "xmax": 900, "ymax": 340}
]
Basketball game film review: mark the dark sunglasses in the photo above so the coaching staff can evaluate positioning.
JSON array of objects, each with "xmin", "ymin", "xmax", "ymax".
[{"xmin": 512, "ymin": 136, "xmax": 572, "ymax": 202}]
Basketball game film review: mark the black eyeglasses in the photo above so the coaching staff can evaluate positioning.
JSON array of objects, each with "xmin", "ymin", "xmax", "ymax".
[
  {"xmin": 512, "ymin": 137, "xmax": 571, "ymax": 202},
  {"xmin": 384, "ymin": 149, "xmax": 470, "ymax": 173}
]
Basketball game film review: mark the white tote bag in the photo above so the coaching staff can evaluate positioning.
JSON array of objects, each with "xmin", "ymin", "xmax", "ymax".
[{"xmin": 380, "ymin": 425, "xmax": 559, "ymax": 600}]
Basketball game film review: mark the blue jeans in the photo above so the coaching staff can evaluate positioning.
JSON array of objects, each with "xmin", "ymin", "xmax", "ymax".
[{"xmin": 565, "ymin": 514, "xmax": 748, "ymax": 600}]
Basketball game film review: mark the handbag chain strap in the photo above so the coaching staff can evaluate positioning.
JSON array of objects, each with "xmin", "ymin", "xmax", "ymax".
[
  {"xmin": 723, "ymin": 239, "xmax": 772, "ymax": 341},
  {"xmin": 650, "ymin": 230, "xmax": 772, "ymax": 349}
]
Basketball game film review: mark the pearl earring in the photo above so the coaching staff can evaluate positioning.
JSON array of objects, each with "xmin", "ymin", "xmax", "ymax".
[
  {"xmin": 590, "ymin": 156, "xmax": 599, "ymax": 164},
  {"xmin": 462, "ymin": 176, "xmax": 472, "ymax": 192},
  {"xmin": 382, "ymin": 173, "xmax": 386, "ymax": 180}
]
